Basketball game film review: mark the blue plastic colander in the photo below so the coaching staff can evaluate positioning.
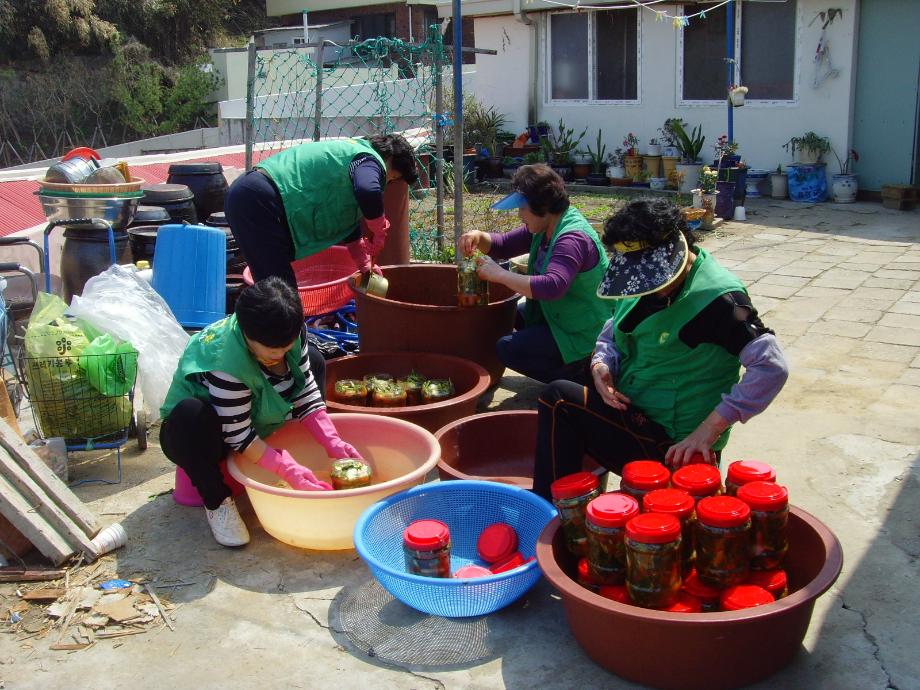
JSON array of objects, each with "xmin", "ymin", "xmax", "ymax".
[{"xmin": 354, "ymin": 480, "xmax": 557, "ymax": 618}]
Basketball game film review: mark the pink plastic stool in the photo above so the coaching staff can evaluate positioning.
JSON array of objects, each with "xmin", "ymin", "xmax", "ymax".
[{"xmin": 173, "ymin": 461, "xmax": 245, "ymax": 507}]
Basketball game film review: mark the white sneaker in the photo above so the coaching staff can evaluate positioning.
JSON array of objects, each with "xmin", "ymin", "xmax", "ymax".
[{"xmin": 205, "ymin": 497, "xmax": 250, "ymax": 547}]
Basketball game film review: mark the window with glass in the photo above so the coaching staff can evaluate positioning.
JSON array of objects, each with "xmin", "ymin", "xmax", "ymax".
[
  {"xmin": 681, "ymin": 0, "xmax": 797, "ymax": 102},
  {"xmin": 548, "ymin": 8, "xmax": 639, "ymax": 102}
]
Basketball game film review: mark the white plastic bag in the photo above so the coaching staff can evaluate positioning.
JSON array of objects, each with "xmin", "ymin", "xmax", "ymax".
[{"xmin": 69, "ymin": 264, "xmax": 189, "ymax": 421}]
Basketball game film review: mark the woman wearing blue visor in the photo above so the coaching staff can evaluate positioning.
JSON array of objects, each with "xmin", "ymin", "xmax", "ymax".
[{"xmin": 459, "ymin": 164, "xmax": 612, "ymax": 383}]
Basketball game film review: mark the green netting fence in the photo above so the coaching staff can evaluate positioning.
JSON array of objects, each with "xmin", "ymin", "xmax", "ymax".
[{"xmin": 244, "ymin": 27, "xmax": 458, "ymax": 262}]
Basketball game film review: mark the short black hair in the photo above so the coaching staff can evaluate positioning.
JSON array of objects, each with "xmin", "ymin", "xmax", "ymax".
[
  {"xmin": 602, "ymin": 199, "xmax": 697, "ymax": 252},
  {"xmin": 235, "ymin": 276, "xmax": 303, "ymax": 347},
  {"xmin": 368, "ymin": 133, "xmax": 418, "ymax": 185},
  {"xmin": 511, "ymin": 164, "xmax": 570, "ymax": 216}
]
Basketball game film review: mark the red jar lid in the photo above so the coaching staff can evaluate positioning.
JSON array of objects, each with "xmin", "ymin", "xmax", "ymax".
[
  {"xmin": 490, "ymin": 552, "xmax": 530, "ymax": 574},
  {"xmin": 737, "ymin": 481, "xmax": 789, "ymax": 511},
  {"xmin": 453, "ymin": 565, "xmax": 492, "ymax": 579},
  {"xmin": 682, "ymin": 569, "xmax": 722, "ymax": 601},
  {"xmin": 403, "ymin": 519, "xmax": 450, "ymax": 550},
  {"xmin": 661, "ymin": 592, "xmax": 702, "ymax": 613},
  {"xmin": 643, "ymin": 488, "xmax": 695, "ymax": 519},
  {"xmin": 551, "ymin": 471, "xmax": 600, "ymax": 500},
  {"xmin": 577, "ymin": 557, "xmax": 601, "ymax": 585},
  {"xmin": 587, "ymin": 493, "xmax": 640, "ymax": 528},
  {"xmin": 746, "ymin": 569, "xmax": 788, "ymax": 595},
  {"xmin": 727, "ymin": 460, "xmax": 776, "ymax": 486},
  {"xmin": 672, "ymin": 464, "xmax": 722, "ymax": 496},
  {"xmin": 696, "ymin": 496, "xmax": 751, "ymax": 528},
  {"xmin": 621, "ymin": 460, "xmax": 671, "ymax": 490},
  {"xmin": 599, "ymin": 585, "xmax": 631, "ymax": 604},
  {"xmin": 477, "ymin": 523, "xmax": 519, "ymax": 563},
  {"xmin": 721, "ymin": 584, "xmax": 775, "ymax": 611},
  {"xmin": 625, "ymin": 513, "xmax": 681, "ymax": 544}
]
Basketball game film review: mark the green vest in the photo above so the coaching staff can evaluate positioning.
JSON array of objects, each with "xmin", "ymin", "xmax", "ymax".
[
  {"xmin": 613, "ymin": 248, "xmax": 745, "ymax": 450},
  {"xmin": 160, "ymin": 315, "xmax": 306, "ymax": 439},
  {"xmin": 524, "ymin": 207, "xmax": 612, "ymax": 364},
  {"xmin": 257, "ymin": 139, "xmax": 387, "ymax": 259}
]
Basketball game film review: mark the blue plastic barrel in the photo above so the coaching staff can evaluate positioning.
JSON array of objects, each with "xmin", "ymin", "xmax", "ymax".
[
  {"xmin": 152, "ymin": 223, "xmax": 226, "ymax": 327},
  {"xmin": 787, "ymin": 163, "xmax": 828, "ymax": 203}
]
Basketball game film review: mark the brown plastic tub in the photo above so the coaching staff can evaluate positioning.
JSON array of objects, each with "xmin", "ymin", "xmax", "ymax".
[
  {"xmin": 536, "ymin": 506, "xmax": 843, "ymax": 690},
  {"xmin": 435, "ymin": 410, "xmax": 601, "ymax": 488},
  {"xmin": 348, "ymin": 264, "xmax": 520, "ymax": 386},
  {"xmin": 324, "ymin": 352, "xmax": 490, "ymax": 433}
]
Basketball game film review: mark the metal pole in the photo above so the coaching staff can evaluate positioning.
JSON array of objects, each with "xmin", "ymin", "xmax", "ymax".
[
  {"xmin": 314, "ymin": 41, "xmax": 324, "ymax": 142},
  {"xmin": 726, "ymin": 1, "xmax": 735, "ymax": 143},
  {"xmin": 452, "ymin": 0, "xmax": 463, "ymax": 260},
  {"xmin": 435, "ymin": 59, "xmax": 445, "ymax": 251},
  {"xmin": 245, "ymin": 37, "xmax": 256, "ymax": 170}
]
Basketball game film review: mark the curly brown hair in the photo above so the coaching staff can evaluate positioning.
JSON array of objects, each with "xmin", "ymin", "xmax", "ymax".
[
  {"xmin": 511, "ymin": 164, "xmax": 570, "ymax": 216},
  {"xmin": 602, "ymin": 199, "xmax": 698, "ymax": 252}
]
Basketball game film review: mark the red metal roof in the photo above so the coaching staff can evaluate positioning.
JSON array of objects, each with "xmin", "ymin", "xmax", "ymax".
[{"xmin": 0, "ymin": 149, "xmax": 274, "ymax": 238}]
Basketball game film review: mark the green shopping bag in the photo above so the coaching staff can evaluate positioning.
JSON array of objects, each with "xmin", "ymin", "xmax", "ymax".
[{"xmin": 79, "ymin": 334, "xmax": 138, "ymax": 397}]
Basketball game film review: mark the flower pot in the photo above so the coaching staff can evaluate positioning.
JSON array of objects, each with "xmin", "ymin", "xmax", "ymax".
[
  {"xmin": 771, "ymin": 173, "xmax": 788, "ymax": 199},
  {"xmin": 729, "ymin": 91, "xmax": 746, "ymax": 107},
  {"xmin": 676, "ymin": 164, "xmax": 703, "ymax": 194},
  {"xmin": 745, "ymin": 170, "xmax": 769, "ymax": 198},
  {"xmin": 787, "ymin": 163, "xmax": 828, "ymax": 203},
  {"xmin": 832, "ymin": 174, "xmax": 858, "ymax": 203},
  {"xmin": 795, "ymin": 149, "xmax": 822, "ymax": 165},
  {"xmin": 642, "ymin": 155, "xmax": 662, "ymax": 178},
  {"xmin": 631, "ymin": 182, "xmax": 650, "ymax": 188},
  {"xmin": 691, "ymin": 189, "xmax": 703, "ymax": 208},
  {"xmin": 488, "ymin": 157, "xmax": 504, "ymax": 178},
  {"xmin": 715, "ymin": 181, "xmax": 735, "ymax": 219},
  {"xmin": 662, "ymin": 146, "xmax": 680, "ymax": 158},
  {"xmin": 551, "ymin": 164, "xmax": 573, "ymax": 182},
  {"xmin": 606, "ymin": 165, "xmax": 626, "ymax": 179},
  {"xmin": 610, "ymin": 177, "xmax": 633, "ymax": 187},
  {"xmin": 572, "ymin": 163, "xmax": 592, "ymax": 180},
  {"xmin": 645, "ymin": 144, "xmax": 661, "ymax": 157},
  {"xmin": 586, "ymin": 173, "xmax": 609, "ymax": 186},
  {"xmin": 700, "ymin": 191, "xmax": 718, "ymax": 229},
  {"xmin": 624, "ymin": 155, "xmax": 643, "ymax": 180},
  {"xmin": 649, "ymin": 177, "xmax": 667, "ymax": 190},
  {"xmin": 661, "ymin": 156, "xmax": 680, "ymax": 188}
]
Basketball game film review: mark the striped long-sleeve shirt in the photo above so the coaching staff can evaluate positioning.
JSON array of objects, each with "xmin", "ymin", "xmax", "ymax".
[{"xmin": 200, "ymin": 329, "xmax": 324, "ymax": 452}]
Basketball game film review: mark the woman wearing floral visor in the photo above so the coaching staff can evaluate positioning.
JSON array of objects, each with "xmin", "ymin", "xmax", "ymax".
[{"xmin": 531, "ymin": 199, "xmax": 789, "ymax": 500}]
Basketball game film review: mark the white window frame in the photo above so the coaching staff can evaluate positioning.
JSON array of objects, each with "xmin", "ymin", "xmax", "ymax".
[
  {"xmin": 677, "ymin": 1, "xmax": 800, "ymax": 107},
  {"xmin": 543, "ymin": 8, "xmax": 642, "ymax": 106},
  {"xmin": 292, "ymin": 37, "xmax": 306, "ymax": 46}
]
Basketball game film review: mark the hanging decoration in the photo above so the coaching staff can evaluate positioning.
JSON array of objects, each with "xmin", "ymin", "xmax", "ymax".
[
  {"xmin": 531, "ymin": 0, "xmax": 735, "ymax": 26},
  {"xmin": 808, "ymin": 8, "xmax": 843, "ymax": 89}
]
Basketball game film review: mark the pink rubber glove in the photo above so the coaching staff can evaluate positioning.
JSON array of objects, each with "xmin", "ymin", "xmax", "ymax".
[
  {"xmin": 257, "ymin": 446, "xmax": 333, "ymax": 491},
  {"xmin": 301, "ymin": 408, "xmax": 362, "ymax": 460},
  {"xmin": 363, "ymin": 215, "xmax": 390, "ymax": 256},
  {"xmin": 345, "ymin": 239, "xmax": 383, "ymax": 276}
]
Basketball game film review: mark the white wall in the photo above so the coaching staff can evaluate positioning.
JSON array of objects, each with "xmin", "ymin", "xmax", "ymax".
[{"xmin": 472, "ymin": 0, "xmax": 858, "ymax": 177}]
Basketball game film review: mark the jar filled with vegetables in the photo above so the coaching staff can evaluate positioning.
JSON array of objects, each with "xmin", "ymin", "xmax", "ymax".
[
  {"xmin": 397, "ymin": 371, "xmax": 426, "ymax": 405},
  {"xmin": 671, "ymin": 464, "xmax": 722, "ymax": 503},
  {"xmin": 551, "ymin": 472, "xmax": 600, "ymax": 556},
  {"xmin": 577, "ymin": 557, "xmax": 602, "ymax": 593},
  {"xmin": 403, "ymin": 520, "xmax": 452, "ymax": 578},
  {"xmin": 746, "ymin": 569, "xmax": 788, "ymax": 600},
  {"xmin": 737, "ymin": 481, "xmax": 789, "ymax": 571},
  {"xmin": 619, "ymin": 460, "xmax": 670, "ymax": 504},
  {"xmin": 725, "ymin": 460, "xmax": 776, "ymax": 497},
  {"xmin": 458, "ymin": 251, "xmax": 489, "ymax": 307},
  {"xmin": 332, "ymin": 379, "xmax": 369, "ymax": 406},
  {"xmin": 682, "ymin": 568, "xmax": 722, "ymax": 612},
  {"xmin": 695, "ymin": 496, "xmax": 752, "ymax": 588},
  {"xmin": 625, "ymin": 513, "xmax": 682, "ymax": 609},
  {"xmin": 720, "ymin": 584, "xmax": 775, "ymax": 612},
  {"xmin": 643, "ymin": 488, "xmax": 696, "ymax": 576},
  {"xmin": 585, "ymin": 492, "xmax": 640, "ymax": 585}
]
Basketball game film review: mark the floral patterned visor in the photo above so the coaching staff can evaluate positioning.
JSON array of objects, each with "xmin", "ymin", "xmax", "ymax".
[{"xmin": 596, "ymin": 231, "xmax": 689, "ymax": 299}]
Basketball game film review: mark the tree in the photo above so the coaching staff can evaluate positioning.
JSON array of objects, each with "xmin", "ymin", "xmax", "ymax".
[
  {"xmin": 0, "ymin": 0, "xmax": 119, "ymax": 62},
  {"xmin": 160, "ymin": 60, "xmax": 223, "ymax": 133}
]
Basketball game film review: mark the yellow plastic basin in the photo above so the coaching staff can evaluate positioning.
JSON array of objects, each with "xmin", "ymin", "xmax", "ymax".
[{"xmin": 227, "ymin": 414, "xmax": 440, "ymax": 550}]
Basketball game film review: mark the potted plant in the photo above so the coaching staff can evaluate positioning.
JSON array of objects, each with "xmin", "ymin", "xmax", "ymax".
[
  {"xmin": 632, "ymin": 169, "xmax": 651, "ymax": 188},
  {"xmin": 646, "ymin": 138, "xmax": 661, "ymax": 157},
  {"xmin": 714, "ymin": 135, "xmax": 741, "ymax": 171},
  {"xmin": 503, "ymin": 156, "xmax": 523, "ymax": 178},
  {"xmin": 659, "ymin": 118, "xmax": 683, "ymax": 158},
  {"xmin": 831, "ymin": 148, "xmax": 859, "ymax": 203},
  {"xmin": 544, "ymin": 118, "xmax": 587, "ymax": 181},
  {"xmin": 585, "ymin": 129, "xmax": 609, "ymax": 186},
  {"xmin": 606, "ymin": 149, "xmax": 630, "ymax": 186},
  {"xmin": 770, "ymin": 165, "xmax": 788, "ymax": 199},
  {"xmin": 728, "ymin": 85, "xmax": 748, "ymax": 107},
  {"xmin": 693, "ymin": 166, "xmax": 719, "ymax": 228},
  {"xmin": 466, "ymin": 103, "xmax": 509, "ymax": 178},
  {"xmin": 622, "ymin": 132, "xmax": 642, "ymax": 180},
  {"xmin": 523, "ymin": 150, "xmax": 544, "ymax": 166},
  {"xmin": 671, "ymin": 120, "xmax": 706, "ymax": 194},
  {"xmin": 572, "ymin": 150, "xmax": 593, "ymax": 181},
  {"xmin": 782, "ymin": 131, "xmax": 831, "ymax": 165}
]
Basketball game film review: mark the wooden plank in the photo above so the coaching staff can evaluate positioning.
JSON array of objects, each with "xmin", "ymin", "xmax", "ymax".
[
  {"xmin": 0, "ymin": 379, "xmax": 21, "ymax": 437},
  {"xmin": 0, "ymin": 444, "xmax": 99, "ymax": 560},
  {"xmin": 0, "ymin": 419, "xmax": 99, "ymax": 538},
  {"xmin": 0, "ymin": 567, "xmax": 65, "ymax": 582},
  {"xmin": 21, "ymin": 587, "xmax": 67, "ymax": 601},
  {"xmin": 0, "ymin": 473, "xmax": 73, "ymax": 565}
]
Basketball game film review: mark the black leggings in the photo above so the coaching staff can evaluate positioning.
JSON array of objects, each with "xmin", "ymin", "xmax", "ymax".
[{"xmin": 160, "ymin": 345, "xmax": 327, "ymax": 510}]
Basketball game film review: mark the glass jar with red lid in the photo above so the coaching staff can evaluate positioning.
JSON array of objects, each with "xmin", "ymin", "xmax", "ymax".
[
  {"xmin": 720, "ymin": 584, "xmax": 775, "ymax": 611},
  {"xmin": 671, "ymin": 464, "xmax": 723, "ymax": 503},
  {"xmin": 551, "ymin": 472, "xmax": 600, "ymax": 556},
  {"xmin": 403, "ymin": 520, "xmax": 452, "ymax": 578},
  {"xmin": 725, "ymin": 460, "xmax": 777, "ymax": 496},
  {"xmin": 577, "ymin": 557, "xmax": 601, "ymax": 592},
  {"xmin": 682, "ymin": 568, "xmax": 722, "ymax": 612},
  {"xmin": 737, "ymin": 481, "xmax": 789, "ymax": 571},
  {"xmin": 695, "ymin": 495, "xmax": 751, "ymax": 588},
  {"xmin": 644, "ymin": 488, "xmax": 696, "ymax": 576},
  {"xmin": 625, "ymin": 513, "xmax": 682, "ymax": 609},
  {"xmin": 586, "ymin": 493, "xmax": 640, "ymax": 585},
  {"xmin": 619, "ymin": 460, "xmax": 670, "ymax": 504},
  {"xmin": 661, "ymin": 592, "xmax": 702, "ymax": 613},
  {"xmin": 746, "ymin": 569, "xmax": 788, "ymax": 599}
]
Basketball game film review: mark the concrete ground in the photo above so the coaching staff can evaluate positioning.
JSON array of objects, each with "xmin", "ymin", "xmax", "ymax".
[{"xmin": 2, "ymin": 198, "xmax": 919, "ymax": 689}]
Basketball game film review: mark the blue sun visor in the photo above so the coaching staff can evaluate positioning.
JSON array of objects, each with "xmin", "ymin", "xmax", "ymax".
[{"xmin": 491, "ymin": 191, "xmax": 529, "ymax": 211}]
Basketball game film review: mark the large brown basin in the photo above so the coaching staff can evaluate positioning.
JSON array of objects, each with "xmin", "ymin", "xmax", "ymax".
[
  {"xmin": 435, "ymin": 410, "xmax": 600, "ymax": 488},
  {"xmin": 324, "ymin": 351, "xmax": 490, "ymax": 433},
  {"xmin": 536, "ymin": 506, "xmax": 843, "ymax": 690},
  {"xmin": 348, "ymin": 264, "xmax": 520, "ymax": 386}
]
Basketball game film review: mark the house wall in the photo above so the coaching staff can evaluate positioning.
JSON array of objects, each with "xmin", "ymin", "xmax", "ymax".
[
  {"xmin": 470, "ymin": 16, "xmax": 533, "ymax": 137},
  {"xmin": 472, "ymin": 0, "xmax": 859, "ymax": 182},
  {"xmin": 209, "ymin": 48, "xmax": 249, "ymax": 103}
]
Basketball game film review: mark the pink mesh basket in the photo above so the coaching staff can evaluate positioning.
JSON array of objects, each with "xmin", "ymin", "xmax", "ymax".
[{"xmin": 242, "ymin": 245, "xmax": 357, "ymax": 316}]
